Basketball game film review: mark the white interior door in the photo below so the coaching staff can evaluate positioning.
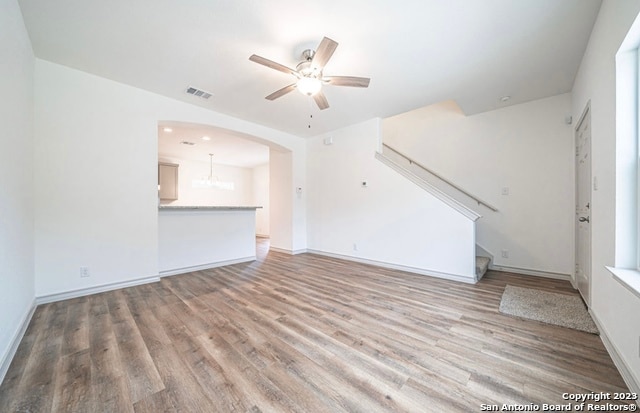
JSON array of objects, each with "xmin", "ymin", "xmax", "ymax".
[{"xmin": 575, "ymin": 106, "xmax": 591, "ymax": 305}]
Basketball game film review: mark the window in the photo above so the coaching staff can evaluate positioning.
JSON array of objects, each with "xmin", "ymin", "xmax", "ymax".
[{"xmin": 608, "ymin": 13, "xmax": 640, "ymax": 298}]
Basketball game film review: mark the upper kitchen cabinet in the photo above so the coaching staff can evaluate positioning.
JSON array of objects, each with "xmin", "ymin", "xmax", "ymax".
[{"xmin": 158, "ymin": 162, "xmax": 179, "ymax": 200}]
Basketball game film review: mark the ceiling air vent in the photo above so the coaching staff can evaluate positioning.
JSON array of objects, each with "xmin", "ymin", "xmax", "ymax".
[
  {"xmin": 180, "ymin": 141, "xmax": 196, "ymax": 146},
  {"xmin": 186, "ymin": 86, "xmax": 213, "ymax": 99}
]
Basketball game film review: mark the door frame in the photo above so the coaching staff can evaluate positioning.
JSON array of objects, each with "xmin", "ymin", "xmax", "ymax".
[{"xmin": 574, "ymin": 101, "xmax": 592, "ymax": 306}]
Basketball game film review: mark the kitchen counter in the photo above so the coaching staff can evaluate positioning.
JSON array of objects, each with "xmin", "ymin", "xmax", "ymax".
[
  {"xmin": 158, "ymin": 206, "xmax": 261, "ymax": 276},
  {"xmin": 159, "ymin": 205, "xmax": 262, "ymax": 211}
]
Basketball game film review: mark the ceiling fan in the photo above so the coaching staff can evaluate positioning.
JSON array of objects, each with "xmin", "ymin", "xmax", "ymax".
[{"xmin": 249, "ymin": 37, "xmax": 370, "ymax": 110}]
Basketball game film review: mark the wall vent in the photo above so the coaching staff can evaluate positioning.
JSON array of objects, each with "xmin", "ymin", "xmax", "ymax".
[{"xmin": 186, "ymin": 86, "xmax": 213, "ymax": 99}]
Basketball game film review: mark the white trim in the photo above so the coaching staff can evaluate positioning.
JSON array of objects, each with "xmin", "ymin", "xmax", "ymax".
[
  {"xmin": 36, "ymin": 275, "xmax": 160, "ymax": 305},
  {"xmin": 375, "ymin": 152, "xmax": 482, "ymax": 222},
  {"xmin": 606, "ymin": 266, "xmax": 640, "ymax": 299},
  {"xmin": 0, "ymin": 300, "xmax": 36, "ymax": 385},
  {"xmin": 306, "ymin": 249, "xmax": 476, "ymax": 284},
  {"xmin": 569, "ymin": 276, "xmax": 577, "ymax": 290},
  {"xmin": 475, "ymin": 243, "xmax": 494, "ymax": 261},
  {"xmin": 489, "ymin": 264, "xmax": 571, "ymax": 281},
  {"xmin": 159, "ymin": 256, "xmax": 256, "ymax": 277},
  {"xmin": 590, "ymin": 309, "xmax": 640, "ymax": 402},
  {"xmin": 269, "ymin": 246, "xmax": 308, "ymax": 255},
  {"xmin": 269, "ymin": 246, "xmax": 291, "ymax": 254}
]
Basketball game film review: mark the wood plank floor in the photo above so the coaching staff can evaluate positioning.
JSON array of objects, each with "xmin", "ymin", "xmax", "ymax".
[{"xmin": 0, "ymin": 240, "xmax": 632, "ymax": 412}]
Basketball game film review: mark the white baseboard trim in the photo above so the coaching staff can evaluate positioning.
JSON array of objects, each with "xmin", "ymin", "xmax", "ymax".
[
  {"xmin": 159, "ymin": 256, "xmax": 256, "ymax": 277},
  {"xmin": 36, "ymin": 275, "xmax": 160, "ymax": 305},
  {"xmin": 269, "ymin": 246, "xmax": 308, "ymax": 255},
  {"xmin": 0, "ymin": 299, "xmax": 36, "ymax": 384},
  {"xmin": 306, "ymin": 249, "xmax": 476, "ymax": 284},
  {"xmin": 589, "ymin": 309, "xmax": 640, "ymax": 401},
  {"xmin": 489, "ymin": 264, "xmax": 571, "ymax": 281},
  {"xmin": 569, "ymin": 275, "xmax": 577, "ymax": 289}
]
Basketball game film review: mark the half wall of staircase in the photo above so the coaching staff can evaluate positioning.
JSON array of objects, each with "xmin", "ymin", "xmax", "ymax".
[
  {"xmin": 306, "ymin": 119, "xmax": 478, "ymax": 283},
  {"xmin": 376, "ymin": 146, "xmax": 493, "ymax": 282},
  {"xmin": 380, "ymin": 97, "xmax": 575, "ymax": 280}
]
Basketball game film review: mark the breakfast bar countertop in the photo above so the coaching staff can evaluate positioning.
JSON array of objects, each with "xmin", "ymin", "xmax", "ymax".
[{"xmin": 159, "ymin": 205, "xmax": 262, "ymax": 211}]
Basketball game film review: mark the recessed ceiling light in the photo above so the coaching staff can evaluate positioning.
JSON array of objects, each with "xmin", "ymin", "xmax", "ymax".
[
  {"xmin": 163, "ymin": 127, "xmax": 173, "ymax": 132},
  {"xmin": 500, "ymin": 96, "xmax": 511, "ymax": 102},
  {"xmin": 201, "ymin": 136, "xmax": 211, "ymax": 141}
]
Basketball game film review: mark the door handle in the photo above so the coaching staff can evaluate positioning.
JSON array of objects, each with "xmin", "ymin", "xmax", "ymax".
[{"xmin": 579, "ymin": 216, "xmax": 590, "ymax": 223}]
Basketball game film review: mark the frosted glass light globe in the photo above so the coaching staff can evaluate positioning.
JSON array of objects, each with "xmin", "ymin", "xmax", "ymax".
[{"xmin": 297, "ymin": 77, "xmax": 322, "ymax": 96}]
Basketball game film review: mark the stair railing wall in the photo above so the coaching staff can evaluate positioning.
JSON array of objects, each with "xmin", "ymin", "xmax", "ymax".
[{"xmin": 382, "ymin": 143, "xmax": 499, "ymax": 212}]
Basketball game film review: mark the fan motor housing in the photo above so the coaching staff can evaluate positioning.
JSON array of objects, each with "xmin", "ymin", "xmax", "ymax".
[{"xmin": 296, "ymin": 56, "xmax": 322, "ymax": 78}]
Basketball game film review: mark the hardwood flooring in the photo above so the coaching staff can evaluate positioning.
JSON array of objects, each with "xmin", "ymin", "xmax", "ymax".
[{"xmin": 0, "ymin": 240, "xmax": 632, "ymax": 412}]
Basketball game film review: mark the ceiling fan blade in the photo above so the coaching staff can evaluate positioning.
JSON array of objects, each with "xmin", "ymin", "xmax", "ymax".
[
  {"xmin": 265, "ymin": 83, "xmax": 297, "ymax": 100},
  {"xmin": 311, "ymin": 37, "xmax": 338, "ymax": 71},
  {"xmin": 313, "ymin": 91, "xmax": 329, "ymax": 110},
  {"xmin": 324, "ymin": 76, "xmax": 370, "ymax": 88},
  {"xmin": 249, "ymin": 54, "xmax": 296, "ymax": 76}
]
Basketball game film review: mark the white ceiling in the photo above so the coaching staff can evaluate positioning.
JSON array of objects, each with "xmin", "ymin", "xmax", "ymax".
[
  {"xmin": 18, "ymin": 0, "xmax": 601, "ymax": 137},
  {"xmin": 158, "ymin": 122, "xmax": 270, "ymax": 168}
]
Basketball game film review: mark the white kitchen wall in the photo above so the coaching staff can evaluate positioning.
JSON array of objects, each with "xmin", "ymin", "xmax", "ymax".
[
  {"xmin": 0, "ymin": 0, "xmax": 35, "ymax": 382},
  {"xmin": 252, "ymin": 163, "xmax": 270, "ymax": 237},
  {"xmin": 158, "ymin": 156, "xmax": 253, "ymax": 207},
  {"xmin": 383, "ymin": 94, "xmax": 575, "ymax": 277},
  {"xmin": 306, "ymin": 119, "xmax": 476, "ymax": 281},
  {"xmin": 33, "ymin": 59, "xmax": 306, "ymax": 298},
  {"xmin": 571, "ymin": 0, "xmax": 640, "ymax": 392}
]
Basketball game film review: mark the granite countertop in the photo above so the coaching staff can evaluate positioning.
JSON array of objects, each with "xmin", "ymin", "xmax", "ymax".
[{"xmin": 159, "ymin": 205, "xmax": 262, "ymax": 210}]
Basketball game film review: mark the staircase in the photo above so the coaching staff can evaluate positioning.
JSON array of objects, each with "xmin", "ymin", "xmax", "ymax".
[
  {"xmin": 476, "ymin": 256, "xmax": 491, "ymax": 280},
  {"xmin": 376, "ymin": 143, "xmax": 497, "ymax": 283}
]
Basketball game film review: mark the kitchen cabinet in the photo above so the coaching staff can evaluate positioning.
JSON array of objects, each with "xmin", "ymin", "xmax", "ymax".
[{"xmin": 158, "ymin": 162, "xmax": 179, "ymax": 200}]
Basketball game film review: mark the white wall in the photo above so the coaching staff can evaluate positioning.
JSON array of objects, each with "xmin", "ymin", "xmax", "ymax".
[
  {"xmin": 571, "ymin": 0, "xmax": 640, "ymax": 391},
  {"xmin": 252, "ymin": 163, "xmax": 270, "ymax": 237},
  {"xmin": 33, "ymin": 59, "xmax": 306, "ymax": 298},
  {"xmin": 270, "ymin": 150, "xmax": 294, "ymax": 252},
  {"xmin": 0, "ymin": 0, "xmax": 35, "ymax": 380},
  {"xmin": 269, "ymin": 147, "xmax": 307, "ymax": 253},
  {"xmin": 306, "ymin": 119, "xmax": 476, "ymax": 281},
  {"xmin": 383, "ymin": 95, "xmax": 575, "ymax": 277},
  {"xmin": 158, "ymin": 156, "xmax": 253, "ymax": 207}
]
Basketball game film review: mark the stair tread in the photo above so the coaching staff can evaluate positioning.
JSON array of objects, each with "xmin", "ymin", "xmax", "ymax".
[
  {"xmin": 475, "ymin": 256, "xmax": 491, "ymax": 279},
  {"xmin": 476, "ymin": 256, "xmax": 490, "ymax": 266}
]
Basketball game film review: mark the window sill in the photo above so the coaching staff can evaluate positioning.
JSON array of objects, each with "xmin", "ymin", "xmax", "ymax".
[{"xmin": 606, "ymin": 266, "xmax": 640, "ymax": 299}]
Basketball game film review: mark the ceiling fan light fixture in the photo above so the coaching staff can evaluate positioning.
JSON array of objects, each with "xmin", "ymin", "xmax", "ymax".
[
  {"xmin": 250, "ymin": 37, "xmax": 370, "ymax": 110},
  {"xmin": 296, "ymin": 76, "xmax": 322, "ymax": 96}
]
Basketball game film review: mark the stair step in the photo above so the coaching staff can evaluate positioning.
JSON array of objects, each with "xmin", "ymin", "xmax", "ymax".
[{"xmin": 476, "ymin": 256, "xmax": 491, "ymax": 279}]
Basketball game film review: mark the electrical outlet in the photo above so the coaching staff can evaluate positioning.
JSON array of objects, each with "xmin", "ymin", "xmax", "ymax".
[
  {"xmin": 501, "ymin": 250, "xmax": 509, "ymax": 259},
  {"xmin": 80, "ymin": 266, "xmax": 90, "ymax": 278}
]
